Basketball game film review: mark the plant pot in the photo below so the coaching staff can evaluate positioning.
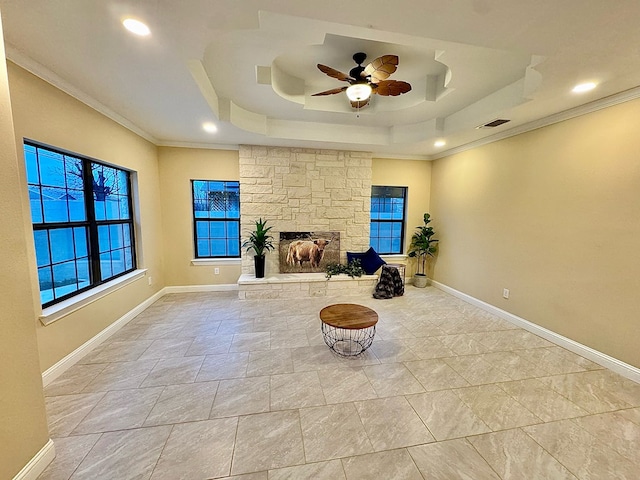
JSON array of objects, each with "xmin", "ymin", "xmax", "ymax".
[
  {"xmin": 413, "ymin": 274, "xmax": 428, "ymax": 288},
  {"xmin": 254, "ymin": 255, "xmax": 266, "ymax": 278}
]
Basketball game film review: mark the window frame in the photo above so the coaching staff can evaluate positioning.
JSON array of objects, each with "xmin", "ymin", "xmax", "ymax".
[
  {"xmin": 191, "ymin": 179, "xmax": 241, "ymax": 259},
  {"xmin": 24, "ymin": 140, "xmax": 137, "ymax": 308},
  {"xmin": 370, "ymin": 185, "xmax": 408, "ymax": 255}
]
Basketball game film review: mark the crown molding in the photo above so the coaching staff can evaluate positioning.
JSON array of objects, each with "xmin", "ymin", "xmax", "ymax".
[
  {"xmin": 5, "ymin": 45, "xmax": 158, "ymax": 145},
  {"xmin": 431, "ymin": 86, "xmax": 640, "ymax": 160},
  {"xmin": 156, "ymin": 140, "xmax": 240, "ymax": 151},
  {"xmin": 372, "ymin": 152, "xmax": 430, "ymax": 161}
]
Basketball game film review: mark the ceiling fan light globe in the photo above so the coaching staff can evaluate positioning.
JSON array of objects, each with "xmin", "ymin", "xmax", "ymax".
[{"xmin": 346, "ymin": 83, "xmax": 372, "ymax": 102}]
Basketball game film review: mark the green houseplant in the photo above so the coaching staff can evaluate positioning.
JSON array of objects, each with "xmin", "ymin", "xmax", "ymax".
[
  {"xmin": 407, "ymin": 213, "xmax": 439, "ymax": 288},
  {"xmin": 324, "ymin": 259, "xmax": 366, "ymax": 279},
  {"xmin": 242, "ymin": 218, "xmax": 274, "ymax": 278}
]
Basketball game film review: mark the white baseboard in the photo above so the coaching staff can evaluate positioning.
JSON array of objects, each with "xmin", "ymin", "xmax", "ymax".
[
  {"xmin": 164, "ymin": 284, "xmax": 238, "ymax": 293},
  {"xmin": 431, "ymin": 280, "xmax": 640, "ymax": 383},
  {"xmin": 13, "ymin": 439, "xmax": 55, "ymax": 480},
  {"xmin": 41, "ymin": 289, "xmax": 165, "ymax": 386}
]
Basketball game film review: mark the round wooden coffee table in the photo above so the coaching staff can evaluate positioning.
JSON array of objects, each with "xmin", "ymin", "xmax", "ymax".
[{"xmin": 319, "ymin": 303, "xmax": 378, "ymax": 356}]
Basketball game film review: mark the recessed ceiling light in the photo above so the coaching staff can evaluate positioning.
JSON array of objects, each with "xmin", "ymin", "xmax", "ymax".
[
  {"xmin": 202, "ymin": 122, "xmax": 218, "ymax": 133},
  {"xmin": 122, "ymin": 18, "xmax": 150, "ymax": 36},
  {"xmin": 434, "ymin": 140, "xmax": 446, "ymax": 148},
  {"xmin": 572, "ymin": 82, "xmax": 597, "ymax": 93}
]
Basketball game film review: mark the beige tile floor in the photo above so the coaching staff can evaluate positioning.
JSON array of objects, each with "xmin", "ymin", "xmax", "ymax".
[{"xmin": 38, "ymin": 287, "xmax": 640, "ymax": 479}]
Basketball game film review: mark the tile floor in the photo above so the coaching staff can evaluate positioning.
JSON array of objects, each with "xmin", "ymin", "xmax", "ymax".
[{"xmin": 38, "ymin": 287, "xmax": 640, "ymax": 479}]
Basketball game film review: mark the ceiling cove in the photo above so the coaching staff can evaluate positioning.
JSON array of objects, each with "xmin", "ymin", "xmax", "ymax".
[{"xmin": 190, "ymin": 11, "xmax": 542, "ymax": 150}]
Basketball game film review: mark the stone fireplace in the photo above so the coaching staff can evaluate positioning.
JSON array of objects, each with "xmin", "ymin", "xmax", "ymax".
[{"xmin": 239, "ymin": 145, "xmax": 373, "ymax": 276}]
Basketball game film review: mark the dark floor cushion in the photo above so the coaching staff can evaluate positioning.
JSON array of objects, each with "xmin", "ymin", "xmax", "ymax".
[{"xmin": 347, "ymin": 247, "xmax": 386, "ymax": 275}]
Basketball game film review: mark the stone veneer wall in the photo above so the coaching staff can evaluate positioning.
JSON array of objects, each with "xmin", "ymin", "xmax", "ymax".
[{"xmin": 239, "ymin": 145, "xmax": 372, "ymax": 276}]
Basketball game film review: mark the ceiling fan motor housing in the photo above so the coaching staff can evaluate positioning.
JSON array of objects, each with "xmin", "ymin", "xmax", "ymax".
[
  {"xmin": 349, "ymin": 66, "xmax": 366, "ymax": 81},
  {"xmin": 350, "ymin": 52, "xmax": 368, "ymax": 81}
]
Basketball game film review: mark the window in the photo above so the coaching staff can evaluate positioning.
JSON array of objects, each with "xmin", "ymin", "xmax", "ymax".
[
  {"xmin": 192, "ymin": 180, "xmax": 240, "ymax": 258},
  {"xmin": 24, "ymin": 141, "xmax": 136, "ymax": 307},
  {"xmin": 370, "ymin": 186, "xmax": 407, "ymax": 254}
]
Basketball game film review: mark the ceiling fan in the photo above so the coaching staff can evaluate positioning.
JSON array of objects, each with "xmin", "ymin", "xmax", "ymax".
[{"xmin": 312, "ymin": 52, "xmax": 412, "ymax": 108}]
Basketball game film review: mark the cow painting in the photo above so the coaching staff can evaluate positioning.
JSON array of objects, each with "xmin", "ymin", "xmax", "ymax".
[
  {"xmin": 287, "ymin": 239, "xmax": 331, "ymax": 268},
  {"xmin": 279, "ymin": 231, "xmax": 340, "ymax": 273}
]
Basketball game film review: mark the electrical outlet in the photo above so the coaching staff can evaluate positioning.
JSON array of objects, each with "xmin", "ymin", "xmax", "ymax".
[
  {"xmin": 148, "ymin": 276, "xmax": 153, "ymax": 286},
  {"xmin": 214, "ymin": 268, "xmax": 220, "ymax": 275},
  {"xmin": 503, "ymin": 288, "xmax": 509, "ymax": 299}
]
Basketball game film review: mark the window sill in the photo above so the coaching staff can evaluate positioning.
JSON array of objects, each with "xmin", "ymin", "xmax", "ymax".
[
  {"xmin": 191, "ymin": 258, "xmax": 242, "ymax": 266},
  {"xmin": 381, "ymin": 254, "xmax": 408, "ymax": 261},
  {"xmin": 39, "ymin": 269, "xmax": 147, "ymax": 326}
]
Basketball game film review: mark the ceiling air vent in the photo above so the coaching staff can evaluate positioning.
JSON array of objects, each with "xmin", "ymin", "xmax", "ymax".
[{"xmin": 476, "ymin": 118, "xmax": 511, "ymax": 129}]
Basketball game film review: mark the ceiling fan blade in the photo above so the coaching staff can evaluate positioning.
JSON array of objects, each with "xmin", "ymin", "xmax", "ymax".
[
  {"xmin": 350, "ymin": 98, "xmax": 370, "ymax": 109},
  {"xmin": 317, "ymin": 64, "xmax": 353, "ymax": 82},
  {"xmin": 364, "ymin": 55, "xmax": 399, "ymax": 81},
  {"xmin": 373, "ymin": 80, "xmax": 412, "ymax": 96},
  {"xmin": 312, "ymin": 86, "xmax": 348, "ymax": 96}
]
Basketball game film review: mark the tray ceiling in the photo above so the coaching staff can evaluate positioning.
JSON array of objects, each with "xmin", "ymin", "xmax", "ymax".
[{"xmin": 2, "ymin": 1, "xmax": 640, "ymax": 158}]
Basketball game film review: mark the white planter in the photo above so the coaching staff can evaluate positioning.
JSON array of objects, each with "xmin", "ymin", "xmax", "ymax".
[{"xmin": 413, "ymin": 274, "xmax": 428, "ymax": 288}]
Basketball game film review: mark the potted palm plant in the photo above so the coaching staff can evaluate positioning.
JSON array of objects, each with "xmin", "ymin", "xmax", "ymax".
[
  {"xmin": 407, "ymin": 213, "xmax": 438, "ymax": 288},
  {"xmin": 242, "ymin": 218, "xmax": 275, "ymax": 278}
]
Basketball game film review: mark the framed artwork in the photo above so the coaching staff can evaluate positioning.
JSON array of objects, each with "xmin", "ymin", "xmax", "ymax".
[{"xmin": 279, "ymin": 231, "xmax": 340, "ymax": 273}]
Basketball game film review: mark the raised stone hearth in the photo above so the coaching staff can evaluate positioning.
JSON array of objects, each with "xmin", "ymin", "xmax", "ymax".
[{"xmin": 237, "ymin": 273, "xmax": 378, "ymax": 300}]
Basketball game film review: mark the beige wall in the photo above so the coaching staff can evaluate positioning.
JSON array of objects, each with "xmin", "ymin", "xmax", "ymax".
[
  {"xmin": 8, "ymin": 62, "xmax": 165, "ymax": 370},
  {"xmin": 0, "ymin": 14, "xmax": 51, "ymax": 478},
  {"xmin": 430, "ymin": 98, "xmax": 640, "ymax": 368},
  {"xmin": 372, "ymin": 157, "xmax": 432, "ymax": 276},
  {"xmin": 158, "ymin": 146, "xmax": 241, "ymax": 285},
  {"xmin": 158, "ymin": 148, "xmax": 432, "ymax": 283}
]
